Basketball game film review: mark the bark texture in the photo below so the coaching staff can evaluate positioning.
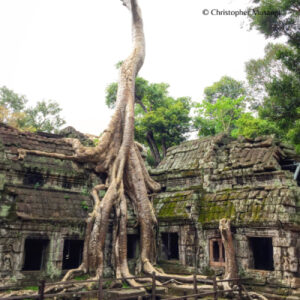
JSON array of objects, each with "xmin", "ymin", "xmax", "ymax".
[{"xmin": 219, "ymin": 219, "xmax": 238, "ymax": 289}]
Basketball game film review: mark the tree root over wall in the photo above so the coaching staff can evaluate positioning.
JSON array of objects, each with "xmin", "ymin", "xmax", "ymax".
[{"xmin": 15, "ymin": 0, "xmax": 207, "ymax": 291}]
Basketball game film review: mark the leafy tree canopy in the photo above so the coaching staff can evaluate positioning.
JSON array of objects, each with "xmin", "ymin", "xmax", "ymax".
[
  {"xmin": 0, "ymin": 86, "xmax": 65, "ymax": 133},
  {"xmin": 25, "ymin": 100, "xmax": 66, "ymax": 133},
  {"xmin": 194, "ymin": 96, "xmax": 282, "ymax": 140},
  {"xmin": 231, "ymin": 113, "xmax": 281, "ymax": 139},
  {"xmin": 248, "ymin": 0, "xmax": 300, "ymax": 47},
  {"xmin": 194, "ymin": 96, "xmax": 245, "ymax": 136},
  {"xmin": 246, "ymin": 0, "xmax": 300, "ymax": 152},
  {"xmin": 203, "ymin": 76, "xmax": 246, "ymax": 104},
  {"xmin": 245, "ymin": 43, "xmax": 290, "ymax": 107}
]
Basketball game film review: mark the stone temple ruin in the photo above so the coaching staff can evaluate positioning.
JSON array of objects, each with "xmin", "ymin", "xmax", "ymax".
[{"xmin": 0, "ymin": 123, "xmax": 299, "ymax": 293}]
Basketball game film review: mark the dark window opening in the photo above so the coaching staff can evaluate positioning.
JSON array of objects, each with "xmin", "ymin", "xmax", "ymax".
[
  {"xmin": 213, "ymin": 241, "xmax": 219, "ymax": 261},
  {"xmin": 236, "ymin": 177, "xmax": 244, "ymax": 185},
  {"xmin": 280, "ymin": 159, "xmax": 300, "ymax": 186},
  {"xmin": 99, "ymin": 172, "xmax": 108, "ymax": 183},
  {"xmin": 127, "ymin": 234, "xmax": 139, "ymax": 259},
  {"xmin": 22, "ymin": 238, "xmax": 49, "ymax": 271},
  {"xmin": 23, "ymin": 169, "xmax": 44, "ymax": 187},
  {"xmin": 62, "ymin": 240, "xmax": 84, "ymax": 270},
  {"xmin": 209, "ymin": 239, "xmax": 225, "ymax": 267},
  {"xmin": 62, "ymin": 177, "xmax": 72, "ymax": 189},
  {"xmin": 249, "ymin": 237, "xmax": 274, "ymax": 271},
  {"xmin": 161, "ymin": 233, "xmax": 179, "ymax": 260}
]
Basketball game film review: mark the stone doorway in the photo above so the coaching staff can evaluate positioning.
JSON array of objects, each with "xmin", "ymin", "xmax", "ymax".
[
  {"xmin": 249, "ymin": 237, "xmax": 274, "ymax": 271},
  {"xmin": 127, "ymin": 234, "xmax": 139, "ymax": 259},
  {"xmin": 22, "ymin": 238, "xmax": 49, "ymax": 271},
  {"xmin": 161, "ymin": 232, "xmax": 179, "ymax": 260},
  {"xmin": 62, "ymin": 239, "xmax": 84, "ymax": 270}
]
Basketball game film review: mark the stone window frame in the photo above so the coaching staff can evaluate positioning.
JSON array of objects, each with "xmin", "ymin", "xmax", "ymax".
[
  {"xmin": 247, "ymin": 236, "xmax": 274, "ymax": 271},
  {"xmin": 62, "ymin": 238, "xmax": 84, "ymax": 270},
  {"xmin": 209, "ymin": 238, "xmax": 225, "ymax": 267},
  {"xmin": 21, "ymin": 235, "xmax": 50, "ymax": 272}
]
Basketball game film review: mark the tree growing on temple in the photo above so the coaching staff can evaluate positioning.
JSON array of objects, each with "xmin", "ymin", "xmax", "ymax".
[
  {"xmin": 17, "ymin": 0, "xmax": 200, "ymax": 286},
  {"xmin": 106, "ymin": 77, "xmax": 192, "ymax": 166}
]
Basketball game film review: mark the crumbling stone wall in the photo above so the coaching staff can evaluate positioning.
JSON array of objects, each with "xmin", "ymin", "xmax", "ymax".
[
  {"xmin": 0, "ymin": 221, "xmax": 86, "ymax": 283},
  {"xmin": 151, "ymin": 134, "xmax": 300, "ymax": 287},
  {"xmin": 1, "ymin": 124, "xmax": 299, "ymax": 289},
  {"xmin": 0, "ymin": 124, "xmax": 103, "ymax": 286}
]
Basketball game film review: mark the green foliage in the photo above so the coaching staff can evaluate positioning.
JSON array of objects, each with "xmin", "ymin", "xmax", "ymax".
[
  {"xmin": 260, "ymin": 73, "xmax": 300, "ymax": 130},
  {"xmin": 23, "ymin": 286, "xmax": 38, "ymax": 291},
  {"xmin": 203, "ymin": 76, "xmax": 246, "ymax": 104},
  {"xmin": 231, "ymin": 113, "xmax": 281, "ymax": 138},
  {"xmin": 105, "ymin": 82, "xmax": 118, "ymax": 109},
  {"xmin": 105, "ymin": 76, "xmax": 192, "ymax": 165},
  {"xmin": 74, "ymin": 274, "xmax": 89, "ymax": 281},
  {"xmin": 33, "ymin": 182, "xmax": 40, "ymax": 189},
  {"xmin": 248, "ymin": 0, "xmax": 300, "ymax": 47},
  {"xmin": 246, "ymin": 42, "xmax": 300, "ymax": 151},
  {"xmin": 286, "ymin": 112, "xmax": 300, "ymax": 153},
  {"xmin": 0, "ymin": 86, "xmax": 29, "ymax": 130},
  {"xmin": 122, "ymin": 282, "xmax": 130, "ymax": 289},
  {"xmin": 0, "ymin": 86, "xmax": 27, "ymax": 111},
  {"xmin": 194, "ymin": 96, "xmax": 245, "ymax": 136},
  {"xmin": 245, "ymin": 20, "xmax": 299, "ymax": 152},
  {"xmin": 99, "ymin": 190, "xmax": 106, "ymax": 198},
  {"xmin": 80, "ymin": 201, "xmax": 89, "ymax": 211},
  {"xmin": 201, "ymin": 266, "xmax": 215, "ymax": 276},
  {"xmin": 245, "ymin": 43, "xmax": 289, "ymax": 107},
  {"xmin": 25, "ymin": 100, "xmax": 66, "ymax": 133},
  {"xmin": 81, "ymin": 187, "xmax": 89, "ymax": 196},
  {"xmin": 0, "ymin": 86, "xmax": 65, "ymax": 133},
  {"xmin": 135, "ymin": 96, "xmax": 191, "ymax": 147}
]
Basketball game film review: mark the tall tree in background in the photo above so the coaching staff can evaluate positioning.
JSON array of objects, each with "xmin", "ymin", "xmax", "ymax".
[
  {"xmin": 106, "ymin": 77, "xmax": 192, "ymax": 166},
  {"xmin": 194, "ymin": 96, "xmax": 245, "ymax": 137},
  {"xmin": 0, "ymin": 86, "xmax": 29, "ymax": 130},
  {"xmin": 0, "ymin": 86, "xmax": 66, "ymax": 133},
  {"xmin": 25, "ymin": 100, "xmax": 66, "ymax": 133},
  {"xmin": 194, "ymin": 76, "xmax": 248, "ymax": 136},
  {"xmin": 194, "ymin": 75, "xmax": 282, "ymax": 139},
  {"xmin": 245, "ymin": 43, "xmax": 289, "ymax": 108},
  {"xmin": 203, "ymin": 76, "xmax": 246, "ymax": 104},
  {"xmin": 248, "ymin": 0, "xmax": 299, "ymax": 47},
  {"xmin": 247, "ymin": 0, "xmax": 300, "ymax": 151}
]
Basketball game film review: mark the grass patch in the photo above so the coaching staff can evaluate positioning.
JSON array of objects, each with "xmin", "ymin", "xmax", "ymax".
[
  {"xmin": 23, "ymin": 286, "xmax": 38, "ymax": 291},
  {"xmin": 122, "ymin": 282, "xmax": 130, "ymax": 289},
  {"xmin": 74, "ymin": 274, "xmax": 89, "ymax": 281}
]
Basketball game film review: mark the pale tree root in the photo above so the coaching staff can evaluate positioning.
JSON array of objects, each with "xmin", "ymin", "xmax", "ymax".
[{"xmin": 247, "ymin": 292, "xmax": 268, "ymax": 300}]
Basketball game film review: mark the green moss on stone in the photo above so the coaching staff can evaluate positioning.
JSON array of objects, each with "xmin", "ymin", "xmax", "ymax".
[{"xmin": 0, "ymin": 205, "xmax": 11, "ymax": 217}]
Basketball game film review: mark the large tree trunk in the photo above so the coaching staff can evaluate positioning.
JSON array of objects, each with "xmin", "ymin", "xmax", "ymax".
[
  {"xmin": 56, "ymin": 0, "xmax": 160, "ymax": 283},
  {"xmin": 18, "ymin": 0, "xmax": 207, "ymax": 287},
  {"xmin": 146, "ymin": 131, "xmax": 161, "ymax": 166}
]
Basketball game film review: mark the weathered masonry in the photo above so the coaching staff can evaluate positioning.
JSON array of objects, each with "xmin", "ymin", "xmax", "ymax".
[
  {"xmin": 0, "ymin": 124, "xmax": 99, "ymax": 284},
  {"xmin": 0, "ymin": 124, "xmax": 300, "ymax": 289},
  {"xmin": 151, "ymin": 134, "xmax": 300, "ymax": 288}
]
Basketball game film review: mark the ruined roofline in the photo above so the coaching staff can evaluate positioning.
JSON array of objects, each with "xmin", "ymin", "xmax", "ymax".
[{"xmin": 152, "ymin": 133, "xmax": 300, "ymax": 176}]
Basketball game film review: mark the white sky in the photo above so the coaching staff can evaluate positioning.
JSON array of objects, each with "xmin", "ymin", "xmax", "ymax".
[{"xmin": 0, "ymin": 0, "xmax": 274, "ymax": 135}]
